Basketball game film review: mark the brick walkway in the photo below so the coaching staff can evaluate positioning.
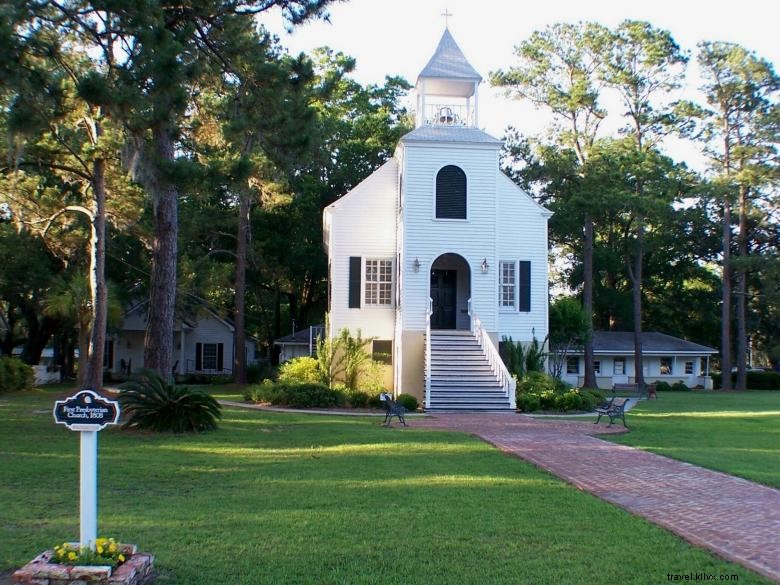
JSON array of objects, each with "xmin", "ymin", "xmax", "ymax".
[{"xmin": 417, "ymin": 413, "xmax": 780, "ymax": 583}]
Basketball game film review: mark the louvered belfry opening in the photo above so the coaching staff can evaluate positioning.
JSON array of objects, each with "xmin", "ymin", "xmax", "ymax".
[{"xmin": 436, "ymin": 165, "xmax": 466, "ymax": 219}]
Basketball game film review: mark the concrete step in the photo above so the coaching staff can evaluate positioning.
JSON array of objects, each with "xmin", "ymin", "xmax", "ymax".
[{"xmin": 430, "ymin": 379, "xmax": 503, "ymax": 386}]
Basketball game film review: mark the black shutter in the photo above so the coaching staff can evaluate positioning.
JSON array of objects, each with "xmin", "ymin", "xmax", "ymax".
[
  {"xmin": 348, "ymin": 256, "xmax": 361, "ymax": 308},
  {"xmin": 217, "ymin": 343, "xmax": 224, "ymax": 371},
  {"xmin": 436, "ymin": 165, "xmax": 466, "ymax": 219},
  {"xmin": 195, "ymin": 342, "xmax": 202, "ymax": 371},
  {"xmin": 518, "ymin": 261, "xmax": 531, "ymax": 312}
]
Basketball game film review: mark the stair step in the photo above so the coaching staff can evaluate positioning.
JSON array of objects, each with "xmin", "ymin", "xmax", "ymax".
[{"xmin": 431, "ymin": 390, "xmax": 509, "ymax": 402}]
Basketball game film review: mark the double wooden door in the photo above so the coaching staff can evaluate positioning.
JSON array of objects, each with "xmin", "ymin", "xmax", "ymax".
[{"xmin": 430, "ymin": 269, "xmax": 457, "ymax": 329}]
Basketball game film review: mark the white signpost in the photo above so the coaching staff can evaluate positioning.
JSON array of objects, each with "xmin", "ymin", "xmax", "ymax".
[{"xmin": 53, "ymin": 389, "xmax": 120, "ymax": 550}]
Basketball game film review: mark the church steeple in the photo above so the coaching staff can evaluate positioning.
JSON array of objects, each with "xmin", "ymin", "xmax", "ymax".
[{"xmin": 415, "ymin": 29, "xmax": 481, "ymax": 128}]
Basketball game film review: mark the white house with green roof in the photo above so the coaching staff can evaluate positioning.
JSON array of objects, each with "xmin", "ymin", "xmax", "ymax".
[{"xmin": 323, "ymin": 29, "xmax": 551, "ymax": 411}]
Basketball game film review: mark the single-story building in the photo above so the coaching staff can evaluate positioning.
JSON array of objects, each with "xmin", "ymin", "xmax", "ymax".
[
  {"xmin": 557, "ymin": 331, "xmax": 717, "ymax": 390},
  {"xmin": 273, "ymin": 324, "xmax": 325, "ymax": 363},
  {"xmin": 109, "ymin": 302, "xmax": 258, "ymax": 376}
]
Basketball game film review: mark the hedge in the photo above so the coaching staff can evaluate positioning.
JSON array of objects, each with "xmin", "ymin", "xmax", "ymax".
[
  {"xmin": 0, "ymin": 356, "xmax": 34, "ymax": 393},
  {"xmin": 712, "ymin": 370, "xmax": 780, "ymax": 390}
]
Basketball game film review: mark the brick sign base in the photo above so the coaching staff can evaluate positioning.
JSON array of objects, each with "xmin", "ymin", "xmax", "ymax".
[{"xmin": 12, "ymin": 545, "xmax": 154, "ymax": 585}]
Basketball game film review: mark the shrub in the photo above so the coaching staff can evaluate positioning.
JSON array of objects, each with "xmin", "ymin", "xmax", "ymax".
[
  {"xmin": 712, "ymin": 371, "xmax": 780, "ymax": 390},
  {"xmin": 516, "ymin": 392, "xmax": 540, "ymax": 412},
  {"xmin": 501, "ymin": 336, "xmax": 546, "ymax": 379},
  {"xmin": 671, "ymin": 381, "xmax": 691, "ymax": 392},
  {"xmin": 246, "ymin": 380, "xmax": 346, "ymax": 408},
  {"xmin": 517, "ymin": 372, "xmax": 568, "ymax": 395},
  {"xmin": 582, "ymin": 388, "xmax": 606, "ymax": 410},
  {"xmin": 396, "ymin": 393, "xmax": 419, "ymax": 411},
  {"xmin": 0, "ymin": 356, "xmax": 34, "ymax": 393},
  {"xmin": 367, "ymin": 392, "xmax": 385, "ymax": 409},
  {"xmin": 655, "ymin": 381, "xmax": 673, "ymax": 392},
  {"xmin": 246, "ymin": 362, "xmax": 269, "ymax": 384},
  {"xmin": 278, "ymin": 356, "xmax": 325, "ymax": 385},
  {"xmin": 118, "ymin": 370, "xmax": 222, "ymax": 433},
  {"xmin": 515, "ymin": 372, "xmax": 600, "ymax": 413},
  {"xmin": 345, "ymin": 386, "xmax": 370, "ymax": 408}
]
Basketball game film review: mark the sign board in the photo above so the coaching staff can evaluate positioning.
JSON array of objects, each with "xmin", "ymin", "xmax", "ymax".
[
  {"xmin": 53, "ymin": 389, "xmax": 120, "ymax": 549},
  {"xmin": 53, "ymin": 389, "xmax": 120, "ymax": 432}
]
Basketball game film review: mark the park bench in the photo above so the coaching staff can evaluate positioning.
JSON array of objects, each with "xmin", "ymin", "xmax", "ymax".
[
  {"xmin": 612, "ymin": 382, "xmax": 658, "ymax": 400},
  {"xmin": 380, "ymin": 392, "xmax": 407, "ymax": 427},
  {"xmin": 594, "ymin": 396, "xmax": 630, "ymax": 428}
]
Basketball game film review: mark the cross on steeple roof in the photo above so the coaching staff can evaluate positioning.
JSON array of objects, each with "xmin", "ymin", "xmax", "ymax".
[{"xmin": 441, "ymin": 8, "xmax": 453, "ymax": 28}]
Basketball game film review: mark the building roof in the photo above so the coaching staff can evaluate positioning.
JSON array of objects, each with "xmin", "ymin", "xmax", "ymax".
[
  {"xmin": 570, "ymin": 331, "xmax": 717, "ymax": 355},
  {"xmin": 274, "ymin": 324, "xmax": 325, "ymax": 346},
  {"xmin": 418, "ymin": 28, "xmax": 482, "ymax": 82},
  {"xmin": 400, "ymin": 125, "xmax": 502, "ymax": 145}
]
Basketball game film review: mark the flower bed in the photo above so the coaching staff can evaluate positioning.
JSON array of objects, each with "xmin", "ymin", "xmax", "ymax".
[{"xmin": 12, "ymin": 544, "xmax": 154, "ymax": 585}]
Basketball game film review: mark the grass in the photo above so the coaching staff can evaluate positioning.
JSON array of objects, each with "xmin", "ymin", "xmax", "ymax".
[
  {"xmin": 0, "ymin": 386, "xmax": 773, "ymax": 584},
  {"xmin": 605, "ymin": 390, "xmax": 780, "ymax": 488}
]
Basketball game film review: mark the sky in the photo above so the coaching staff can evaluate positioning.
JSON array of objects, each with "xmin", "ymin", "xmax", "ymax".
[{"xmin": 261, "ymin": 0, "xmax": 780, "ymax": 169}]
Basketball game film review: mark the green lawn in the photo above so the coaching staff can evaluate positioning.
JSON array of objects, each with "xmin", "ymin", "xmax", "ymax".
[
  {"xmin": 606, "ymin": 390, "xmax": 780, "ymax": 488},
  {"xmin": 0, "ymin": 387, "xmax": 772, "ymax": 584}
]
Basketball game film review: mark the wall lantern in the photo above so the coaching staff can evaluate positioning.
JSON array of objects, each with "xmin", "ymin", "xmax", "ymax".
[
  {"xmin": 413, "ymin": 257, "xmax": 421, "ymax": 272},
  {"xmin": 481, "ymin": 258, "xmax": 489, "ymax": 273}
]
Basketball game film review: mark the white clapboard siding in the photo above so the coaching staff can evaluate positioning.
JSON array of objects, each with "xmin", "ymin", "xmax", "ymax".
[
  {"xmin": 324, "ymin": 159, "xmax": 398, "ymax": 339},
  {"xmin": 496, "ymin": 173, "xmax": 551, "ymax": 342},
  {"xmin": 400, "ymin": 143, "xmax": 501, "ymax": 332}
]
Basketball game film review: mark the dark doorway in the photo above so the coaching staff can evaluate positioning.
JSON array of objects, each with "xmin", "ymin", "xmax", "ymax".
[{"xmin": 431, "ymin": 269, "xmax": 457, "ymax": 329}]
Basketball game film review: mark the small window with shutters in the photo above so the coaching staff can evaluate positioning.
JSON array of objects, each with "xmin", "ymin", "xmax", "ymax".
[{"xmin": 435, "ymin": 165, "xmax": 466, "ymax": 219}]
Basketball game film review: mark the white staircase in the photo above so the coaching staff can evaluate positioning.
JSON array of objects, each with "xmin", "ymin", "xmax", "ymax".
[{"xmin": 425, "ymin": 330, "xmax": 513, "ymax": 411}]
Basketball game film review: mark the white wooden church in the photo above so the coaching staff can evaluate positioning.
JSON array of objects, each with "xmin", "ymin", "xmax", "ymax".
[{"xmin": 323, "ymin": 29, "xmax": 551, "ymax": 410}]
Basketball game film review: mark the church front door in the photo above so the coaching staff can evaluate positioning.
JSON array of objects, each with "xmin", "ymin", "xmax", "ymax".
[{"xmin": 430, "ymin": 269, "xmax": 457, "ymax": 329}]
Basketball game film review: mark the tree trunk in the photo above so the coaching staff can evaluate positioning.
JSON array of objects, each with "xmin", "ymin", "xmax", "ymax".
[
  {"xmin": 735, "ymin": 185, "xmax": 748, "ymax": 391},
  {"xmin": 582, "ymin": 215, "xmax": 597, "ymax": 388},
  {"xmin": 83, "ymin": 157, "xmax": 107, "ymax": 390},
  {"xmin": 721, "ymin": 199, "xmax": 732, "ymax": 390},
  {"xmin": 143, "ymin": 124, "xmax": 178, "ymax": 379},
  {"xmin": 77, "ymin": 323, "xmax": 90, "ymax": 387},
  {"xmin": 631, "ymin": 224, "xmax": 645, "ymax": 389},
  {"xmin": 233, "ymin": 188, "xmax": 249, "ymax": 385},
  {"xmin": 19, "ymin": 310, "xmax": 57, "ymax": 366}
]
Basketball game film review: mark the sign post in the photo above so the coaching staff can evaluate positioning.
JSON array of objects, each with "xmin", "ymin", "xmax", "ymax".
[{"xmin": 53, "ymin": 389, "xmax": 120, "ymax": 550}]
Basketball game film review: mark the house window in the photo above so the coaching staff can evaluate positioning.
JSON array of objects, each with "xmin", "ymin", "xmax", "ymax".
[
  {"xmin": 365, "ymin": 259, "xmax": 392, "ymax": 305},
  {"xmin": 203, "ymin": 343, "xmax": 218, "ymax": 370},
  {"xmin": 435, "ymin": 165, "xmax": 466, "ymax": 219},
  {"xmin": 594, "ymin": 360, "xmax": 601, "ymax": 375},
  {"xmin": 499, "ymin": 261, "xmax": 516, "ymax": 308},
  {"xmin": 614, "ymin": 358, "xmax": 625, "ymax": 376},
  {"xmin": 566, "ymin": 357, "xmax": 579, "ymax": 374},
  {"xmin": 497, "ymin": 260, "xmax": 531, "ymax": 311},
  {"xmin": 685, "ymin": 361, "xmax": 694, "ymax": 375},
  {"xmin": 372, "ymin": 340, "xmax": 392, "ymax": 365},
  {"xmin": 660, "ymin": 357, "xmax": 673, "ymax": 375}
]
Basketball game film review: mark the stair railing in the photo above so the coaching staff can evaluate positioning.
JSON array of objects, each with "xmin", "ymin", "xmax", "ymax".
[
  {"xmin": 425, "ymin": 297, "xmax": 433, "ymax": 408},
  {"xmin": 467, "ymin": 298, "xmax": 516, "ymax": 408}
]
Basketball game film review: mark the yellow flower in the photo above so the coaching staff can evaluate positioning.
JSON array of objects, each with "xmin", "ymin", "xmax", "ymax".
[
  {"xmin": 68, "ymin": 552, "xmax": 77, "ymax": 561},
  {"xmin": 118, "ymin": 554, "xmax": 125, "ymax": 562},
  {"xmin": 109, "ymin": 543, "xmax": 117, "ymax": 553},
  {"xmin": 97, "ymin": 545, "xmax": 104, "ymax": 554}
]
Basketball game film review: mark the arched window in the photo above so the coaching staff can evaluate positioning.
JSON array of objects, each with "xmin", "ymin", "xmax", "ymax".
[{"xmin": 435, "ymin": 165, "xmax": 466, "ymax": 219}]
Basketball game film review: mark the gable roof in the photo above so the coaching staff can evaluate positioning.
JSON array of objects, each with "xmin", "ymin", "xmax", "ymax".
[
  {"xmin": 400, "ymin": 125, "xmax": 502, "ymax": 145},
  {"xmin": 418, "ymin": 29, "xmax": 482, "ymax": 82},
  {"xmin": 274, "ymin": 324, "xmax": 325, "ymax": 346},
  {"xmin": 570, "ymin": 331, "xmax": 717, "ymax": 355},
  {"xmin": 499, "ymin": 172, "xmax": 553, "ymax": 217}
]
